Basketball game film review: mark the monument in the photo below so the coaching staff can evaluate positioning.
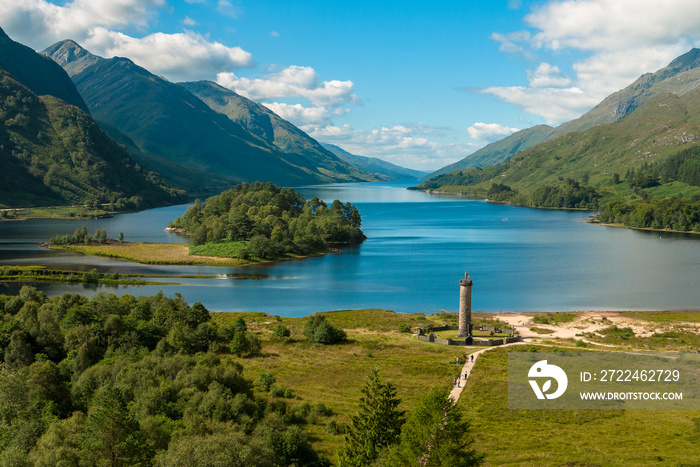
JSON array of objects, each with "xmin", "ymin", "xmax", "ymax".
[{"xmin": 456, "ymin": 271, "xmax": 473, "ymax": 337}]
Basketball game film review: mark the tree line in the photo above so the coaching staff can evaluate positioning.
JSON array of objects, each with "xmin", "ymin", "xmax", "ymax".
[
  {"xmin": 170, "ymin": 182, "xmax": 366, "ymax": 259},
  {"xmin": 597, "ymin": 197, "xmax": 700, "ymax": 232}
]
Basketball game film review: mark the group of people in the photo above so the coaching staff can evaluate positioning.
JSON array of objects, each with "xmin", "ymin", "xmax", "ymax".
[{"xmin": 452, "ymin": 353, "xmax": 475, "ymax": 387}]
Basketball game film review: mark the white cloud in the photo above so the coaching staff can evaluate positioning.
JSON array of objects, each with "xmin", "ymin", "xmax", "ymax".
[
  {"xmin": 481, "ymin": 86, "xmax": 599, "ymax": 125},
  {"xmin": 0, "ymin": 0, "xmax": 164, "ymax": 49},
  {"xmin": 0, "ymin": 0, "xmax": 252, "ymax": 82},
  {"xmin": 262, "ymin": 102, "xmax": 335, "ymax": 127},
  {"xmin": 308, "ymin": 124, "xmax": 476, "ymax": 172},
  {"xmin": 270, "ymin": 30, "xmax": 280, "ymax": 38},
  {"xmin": 182, "ymin": 16, "xmax": 197, "ymax": 26},
  {"xmin": 484, "ymin": 0, "xmax": 700, "ymax": 124},
  {"xmin": 217, "ymin": 0, "xmax": 239, "ymax": 18},
  {"xmin": 89, "ymin": 28, "xmax": 252, "ymax": 81},
  {"xmin": 467, "ymin": 122, "xmax": 519, "ymax": 142},
  {"xmin": 526, "ymin": 63, "xmax": 571, "ymax": 88},
  {"xmin": 217, "ymin": 66, "xmax": 359, "ymax": 106}
]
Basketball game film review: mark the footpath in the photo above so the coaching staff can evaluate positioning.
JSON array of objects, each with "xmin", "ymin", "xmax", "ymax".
[{"xmin": 449, "ymin": 342, "xmax": 526, "ymax": 402}]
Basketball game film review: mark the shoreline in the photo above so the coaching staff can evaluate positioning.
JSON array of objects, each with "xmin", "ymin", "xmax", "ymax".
[{"xmin": 587, "ymin": 218, "xmax": 700, "ymax": 236}]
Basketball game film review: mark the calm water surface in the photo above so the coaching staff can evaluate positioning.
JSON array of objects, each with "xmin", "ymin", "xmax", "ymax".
[{"xmin": 1, "ymin": 181, "xmax": 698, "ymax": 316}]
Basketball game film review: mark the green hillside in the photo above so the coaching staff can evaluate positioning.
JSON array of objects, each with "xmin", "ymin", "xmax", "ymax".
[
  {"xmin": 550, "ymin": 48, "xmax": 700, "ymax": 139},
  {"xmin": 426, "ymin": 125, "xmax": 554, "ymax": 178},
  {"xmin": 0, "ymin": 71, "xmax": 185, "ymax": 209},
  {"xmin": 415, "ymin": 88, "xmax": 700, "ymax": 231},
  {"xmin": 428, "ymin": 48, "xmax": 700, "ymax": 179}
]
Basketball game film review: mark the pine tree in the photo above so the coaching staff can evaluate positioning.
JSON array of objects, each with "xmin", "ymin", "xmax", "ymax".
[
  {"xmin": 388, "ymin": 387, "xmax": 485, "ymax": 467},
  {"xmin": 338, "ymin": 369, "xmax": 405, "ymax": 467}
]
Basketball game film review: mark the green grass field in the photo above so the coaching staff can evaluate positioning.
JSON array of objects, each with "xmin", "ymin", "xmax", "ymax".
[
  {"xmin": 463, "ymin": 348, "xmax": 700, "ymax": 466},
  {"xmin": 211, "ymin": 309, "xmax": 700, "ymax": 465}
]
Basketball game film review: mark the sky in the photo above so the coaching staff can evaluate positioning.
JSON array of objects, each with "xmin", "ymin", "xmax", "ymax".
[{"xmin": 2, "ymin": 0, "xmax": 700, "ymax": 172}]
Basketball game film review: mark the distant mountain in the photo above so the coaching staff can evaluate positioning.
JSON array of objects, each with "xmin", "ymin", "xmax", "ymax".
[
  {"xmin": 426, "ymin": 125, "xmax": 554, "ymax": 178},
  {"xmin": 0, "ymin": 28, "xmax": 88, "ymax": 114},
  {"xmin": 429, "ymin": 48, "xmax": 700, "ymax": 177},
  {"xmin": 43, "ymin": 40, "xmax": 375, "ymax": 191},
  {"xmin": 320, "ymin": 143, "xmax": 427, "ymax": 180},
  {"xmin": 180, "ymin": 80, "xmax": 374, "ymax": 183},
  {"xmin": 416, "ymin": 85, "xmax": 700, "ymax": 203}
]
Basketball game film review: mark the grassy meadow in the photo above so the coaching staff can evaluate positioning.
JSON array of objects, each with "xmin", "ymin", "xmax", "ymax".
[
  {"xmin": 212, "ymin": 309, "xmax": 700, "ymax": 465},
  {"xmin": 53, "ymin": 241, "xmax": 250, "ymax": 265}
]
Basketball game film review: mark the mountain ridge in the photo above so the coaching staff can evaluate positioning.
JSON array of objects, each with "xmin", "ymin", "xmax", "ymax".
[
  {"xmin": 429, "ymin": 48, "xmax": 700, "ymax": 177},
  {"xmin": 0, "ymin": 27, "xmax": 89, "ymax": 114},
  {"xmin": 43, "ymin": 40, "xmax": 376, "ymax": 191}
]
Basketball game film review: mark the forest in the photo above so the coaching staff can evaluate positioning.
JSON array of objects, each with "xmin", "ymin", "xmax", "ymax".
[
  {"xmin": 0, "ymin": 287, "xmax": 331, "ymax": 466},
  {"xmin": 170, "ymin": 182, "xmax": 366, "ymax": 259}
]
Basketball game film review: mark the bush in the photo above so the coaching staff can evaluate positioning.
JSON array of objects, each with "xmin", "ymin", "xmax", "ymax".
[
  {"xmin": 230, "ymin": 331, "xmax": 261, "ymax": 357},
  {"xmin": 272, "ymin": 324, "xmax": 291, "ymax": 339},
  {"xmin": 303, "ymin": 315, "xmax": 346, "ymax": 344},
  {"xmin": 256, "ymin": 373, "xmax": 276, "ymax": 392}
]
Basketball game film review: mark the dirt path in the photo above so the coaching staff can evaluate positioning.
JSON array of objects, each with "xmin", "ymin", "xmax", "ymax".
[{"xmin": 449, "ymin": 342, "xmax": 526, "ymax": 402}]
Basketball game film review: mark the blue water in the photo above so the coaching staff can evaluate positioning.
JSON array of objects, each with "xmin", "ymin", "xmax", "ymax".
[{"xmin": 1, "ymin": 181, "xmax": 698, "ymax": 315}]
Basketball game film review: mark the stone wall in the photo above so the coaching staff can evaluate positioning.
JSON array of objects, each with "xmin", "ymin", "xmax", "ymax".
[{"xmin": 416, "ymin": 331, "xmax": 522, "ymax": 347}]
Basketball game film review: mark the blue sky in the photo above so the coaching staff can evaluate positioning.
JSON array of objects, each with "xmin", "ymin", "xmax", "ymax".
[{"xmin": 3, "ymin": 0, "xmax": 700, "ymax": 171}]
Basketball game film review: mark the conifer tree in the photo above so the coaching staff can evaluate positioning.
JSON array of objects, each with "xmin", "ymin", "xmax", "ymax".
[{"xmin": 338, "ymin": 369, "xmax": 404, "ymax": 467}]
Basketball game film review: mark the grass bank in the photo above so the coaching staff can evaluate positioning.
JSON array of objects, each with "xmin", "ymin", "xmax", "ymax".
[
  {"xmin": 0, "ymin": 205, "xmax": 114, "ymax": 220},
  {"xmin": 0, "ymin": 265, "xmax": 152, "ymax": 285},
  {"xmin": 50, "ymin": 241, "xmax": 252, "ymax": 266}
]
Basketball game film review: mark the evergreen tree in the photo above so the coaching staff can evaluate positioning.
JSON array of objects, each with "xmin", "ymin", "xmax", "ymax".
[
  {"xmin": 338, "ymin": 370, "xmax": 404, "ymax": 467},
  {"xmin": 387, "ymin": 387, "xmax": 485, "ymax": 467}
]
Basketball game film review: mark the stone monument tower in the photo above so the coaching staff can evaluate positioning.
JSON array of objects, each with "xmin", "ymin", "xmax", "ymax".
[{"xmin": 457, "ymin": 271, "xmax": 473, "ymax": 337}]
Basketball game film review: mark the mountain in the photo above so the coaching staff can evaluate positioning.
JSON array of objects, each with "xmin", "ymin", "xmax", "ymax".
[
  {"xmin": 0, "ymin": 28, "xmax": 184, "ymax": 209},
  {"xmin": 416, "ymin": 85, "xmax": 700, "ymax": 204},
  {"xmin": 426, "ymin": 125, "xmax": 554, "ymax": 178},
  {"xmin": 43, "ymin": 40, "xmax": 375, "ymax": 191},
  {"xmin": 0, "ymin": 28, "xmax": 88, "ymax": 114},
  {"xmin": 549, "ymin": 48, "xmax": 700, "ymax": 139},
  {"xmin": 179, "ymin": 80, "xmax": 374, "ymax": 183},
  {"xmin": 0, "ymin": 70, "xmax": 185, "ymax": 208},
  {"xmin": 42, "ymin": 39, "xmax": 104, "ymax": 78},
  {"xmin": 321, "ymin": 143, "xmax": 427, "ymax": 180},
  {"xmin": 429, "ymin": 48, "xmax": 700, "ymax": 177}
]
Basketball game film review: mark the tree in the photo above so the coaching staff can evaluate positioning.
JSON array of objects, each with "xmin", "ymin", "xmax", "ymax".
[
  {"xmin": 81, "ymin": 384, "xmax": 148, "ymax": 467},
  {"xmin": 272, "ymin": 324, "xmax": 290, "ymax": 339},
  {"xmin": 303, "ymin": 315, "xmax": 346, "ymax": 344},
  {"xmin": 338, "ymin": 370, "xmax": 405, "ymax": 467},
  {"xmin": 387, "ymin": 387, "xmax": 485, "ymax": 467}
]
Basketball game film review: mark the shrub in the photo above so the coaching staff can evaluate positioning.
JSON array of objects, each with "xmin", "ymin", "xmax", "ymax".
[
  {"xmin": 272, "ymin": 324, "xmax": 291, "ymax": 339},
  {"xmin": 303, "ymin": 315, "xmax": 346, "ymax": 344},
  {"xmin": 256, "ymin": 373, "xmax": 276, "ymax": 392}
]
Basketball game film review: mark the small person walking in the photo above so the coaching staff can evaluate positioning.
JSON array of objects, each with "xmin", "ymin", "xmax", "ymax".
[{"xmin": 471, "ymin": 354, "xmax": 474, "ymax": 362}]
